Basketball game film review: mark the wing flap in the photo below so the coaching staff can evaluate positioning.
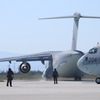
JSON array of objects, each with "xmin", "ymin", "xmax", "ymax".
[{"xmin": 16, "ymin": 55, "xmax": 52, "ymax": 62}]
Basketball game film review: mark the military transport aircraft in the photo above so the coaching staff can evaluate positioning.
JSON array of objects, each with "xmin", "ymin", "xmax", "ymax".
[
  {"xmin": 0, "ymin": 12, "xmax": 100, "ymax": 81},
  {"xmin": 77, "ymin": 44, "xmax": 100, "ymax": 84}
]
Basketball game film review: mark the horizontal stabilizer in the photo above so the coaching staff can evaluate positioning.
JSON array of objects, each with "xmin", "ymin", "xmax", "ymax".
[
  {"xmin": 38, "ymin": 16, "xmax": 75, "ymax": 20},
  {"xmin": 81, "ymin": 16, "xmax": 100, "ymax": 19},
  {"xmin": 39, "ymin": 13, "xmax": 100, "ymax": 20}
]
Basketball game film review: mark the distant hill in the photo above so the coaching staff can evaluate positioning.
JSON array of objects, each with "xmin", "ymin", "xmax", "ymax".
[
  {"xmin": 0, "ymin": 51, "xmax": 23, "ymax": 57},
  {"xmin": 0, "ymin": 51, "xmax": 44, "ymax": 72}
]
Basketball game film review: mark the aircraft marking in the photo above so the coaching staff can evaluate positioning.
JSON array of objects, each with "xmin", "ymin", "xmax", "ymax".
[{"xmin": 83, "ymin": 57, "xmax": 100, "ymax": 65}]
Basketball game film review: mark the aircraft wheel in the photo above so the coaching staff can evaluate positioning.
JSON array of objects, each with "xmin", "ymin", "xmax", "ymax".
[
  {"xmin": 74, "ymin": 77, "xmax": 81, "ymax": 81},
  {"xmin": 95, "ymin": 77, "xmax": 100, "ymax": 84},
  {"xmin": 78, "ymin": 76, "xmax": 81, "ymax": 81}
]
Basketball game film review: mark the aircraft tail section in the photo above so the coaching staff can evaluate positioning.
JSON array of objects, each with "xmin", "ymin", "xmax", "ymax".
[{"xmin": 39, "ymin": 12, "xmax": 100, "ymax": 51}]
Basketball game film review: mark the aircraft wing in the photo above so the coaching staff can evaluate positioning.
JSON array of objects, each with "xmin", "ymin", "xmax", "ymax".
[{"xmin": 0, "ymin": 51, "xmax": 61, "ymax": 63}]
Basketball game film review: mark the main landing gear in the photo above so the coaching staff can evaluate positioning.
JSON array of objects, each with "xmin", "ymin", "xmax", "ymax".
[
  {"xmin": 74, "ymin": 76, "xmax": 82, "ymax": 81},
  {"xmin": 95, "ymin": 77, "xmax": 100, "ymax": 84}
]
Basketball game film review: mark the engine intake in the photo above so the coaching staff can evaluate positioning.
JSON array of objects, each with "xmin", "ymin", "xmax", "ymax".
[{"xmin": 19, "ymin": 62, "xmax": 31, "ymax": 73}]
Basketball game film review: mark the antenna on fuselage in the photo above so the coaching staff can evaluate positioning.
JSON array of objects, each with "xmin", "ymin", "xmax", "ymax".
[{"xmin": 39, "ymin": 12, "xmax": 100, "ymax": 50}]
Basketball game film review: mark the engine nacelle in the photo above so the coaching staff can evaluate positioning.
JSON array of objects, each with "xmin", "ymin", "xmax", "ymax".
[{"xmin": 19, "ymin": 62, "xmax": 31, "ymax": 73}]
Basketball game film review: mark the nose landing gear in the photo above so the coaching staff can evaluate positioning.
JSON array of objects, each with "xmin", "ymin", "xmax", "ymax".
[{"xmin": 95, "ymin": 77, "xmax": 100, "ymax": 84}]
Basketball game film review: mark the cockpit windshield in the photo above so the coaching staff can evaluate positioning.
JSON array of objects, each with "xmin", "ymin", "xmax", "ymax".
[{"xmin": 88, "ymin": 48, "xmax": 98, "ymax": 54}]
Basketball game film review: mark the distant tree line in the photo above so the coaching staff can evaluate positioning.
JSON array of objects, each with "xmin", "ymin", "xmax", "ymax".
[
  {"xmin": 0, "ymin": 70, "xmax": 43, "ymax": 80},
  {"xmin": 0, "ymin": 70, "xmax": 43, "ymax": 75}
]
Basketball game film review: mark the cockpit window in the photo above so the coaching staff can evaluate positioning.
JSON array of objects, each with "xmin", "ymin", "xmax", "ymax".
[{"xmin": 88, "ymin": 48, "xmax": 98, "ymax": 54}]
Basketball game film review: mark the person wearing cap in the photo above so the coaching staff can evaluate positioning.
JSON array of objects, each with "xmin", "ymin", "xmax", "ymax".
[
  {"xmin": 6, "ymin": 68, "xmax": 14, "ymax": 87},
  {"xmin": 52, "ymin": 68, "xmax": 59, "ymax": 84}
]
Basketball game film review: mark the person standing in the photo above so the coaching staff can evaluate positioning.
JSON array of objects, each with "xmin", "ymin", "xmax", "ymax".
[
  {"xmin": 52, "ymin": 68, "xmax": 59, "ymax": 84},
  {"xmin": 6, "ymin": 68, "xmax": 14, "ymax": 87}
]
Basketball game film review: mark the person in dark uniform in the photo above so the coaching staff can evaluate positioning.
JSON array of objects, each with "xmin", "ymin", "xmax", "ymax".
[
  {"xmin": 6, "ymin": 68, "xmax": 14, "ymax": 87},
  {"xmin": 52, "ymin": 68, "xmax": 59, "ymax": 84}
]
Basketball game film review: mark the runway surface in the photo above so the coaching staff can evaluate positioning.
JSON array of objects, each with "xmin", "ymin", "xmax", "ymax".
[{"xmin": 0, "ymin": 80, "xmax": 100, "ymax": 100}]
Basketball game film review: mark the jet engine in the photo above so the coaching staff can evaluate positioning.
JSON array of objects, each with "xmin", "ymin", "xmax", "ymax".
[{"xmin": 19, "ymin": 62, "xmax": 31, "ymax": 73}]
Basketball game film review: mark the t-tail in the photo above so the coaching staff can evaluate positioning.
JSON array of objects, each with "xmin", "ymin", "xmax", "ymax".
[{"xmin": 39, "ymin": 12, "xmax": 100, "ymax": 50}]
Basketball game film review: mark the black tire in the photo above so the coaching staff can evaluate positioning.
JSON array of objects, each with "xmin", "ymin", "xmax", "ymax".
[
  {"xmin": 74, "ymin": 76, "xmax": 81, "ymax": 81},
  {"xmin": 95, "ymin": 77, "xmax": 100, "ymax": 84}
]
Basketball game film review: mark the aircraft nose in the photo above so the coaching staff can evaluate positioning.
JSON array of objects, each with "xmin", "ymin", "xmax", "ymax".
[{"xmin": 77, "ymin": 57, "xmax": 84, "ymax": 71}]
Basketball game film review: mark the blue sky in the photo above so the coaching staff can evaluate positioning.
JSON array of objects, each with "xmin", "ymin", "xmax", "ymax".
[
  {"xmin": 0, "ymin": 0, "xmax": 100, "ymax": 54},
  {"xmin": 0, "ymin": 0, "xmax": 100, "ymax": 71}
]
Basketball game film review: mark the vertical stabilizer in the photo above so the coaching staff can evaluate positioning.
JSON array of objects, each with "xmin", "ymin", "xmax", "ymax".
[
  {"xmin": 71, "ymin": 12, "xmax": 80, "ymax": 50},
  {"xmin": 71, "ymin": 18, "xmax": 79, "ymax": 50}
]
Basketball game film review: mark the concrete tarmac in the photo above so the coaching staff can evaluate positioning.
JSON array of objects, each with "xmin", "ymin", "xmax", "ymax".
[{"xmin": 0, "ymin": 80, "xmax": 100, "ymax": 100}]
